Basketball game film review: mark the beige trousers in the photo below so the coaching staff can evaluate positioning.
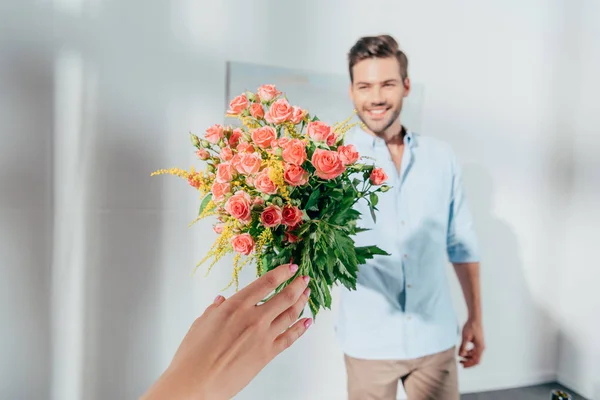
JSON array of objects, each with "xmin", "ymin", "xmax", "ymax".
[{"xmin": 344, "ymin": 346, "xmax": 459, "ymax": 400}]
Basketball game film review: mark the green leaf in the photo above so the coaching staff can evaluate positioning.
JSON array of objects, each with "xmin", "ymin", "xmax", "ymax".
[
  {"xmin": 305, "ymin": 188, "xmax": 321, "ymax": 211},
  {"xmin": 198, "ymin": 193, "xmax": 213, "ymax": 216},
  {"xmin": 356, "ymin": 245, "xmax": 390, "ymax": 264},
  {"xmin": 330, "ymin": 188, "xmax": 344, "ymax": 201},
  {"xmin": 370, "ymin": 192, "xmax": 379, "ymax": 207},
  {"xmin": 370, "ymin": 205, "xmax": 377, "ymax": 223}
]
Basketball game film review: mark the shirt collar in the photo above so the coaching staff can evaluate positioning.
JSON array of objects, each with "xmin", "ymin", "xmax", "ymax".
[{"xmin": 363, "ymin": 126, "xmax": 416, "ymax": 149}]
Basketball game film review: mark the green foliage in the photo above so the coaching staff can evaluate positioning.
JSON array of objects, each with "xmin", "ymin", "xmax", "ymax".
[
  {"xmin": 198, "ymin": 193, "xmax": 213, "ymax": 215},
  {"xmin": 262, "ymin": 164, "xmax": 390, "ymax": 320}
]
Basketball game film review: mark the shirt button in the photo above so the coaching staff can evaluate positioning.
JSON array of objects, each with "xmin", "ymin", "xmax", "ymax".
[
  {"xmin": 407, "ymin": 316, "xmax": 412, "ymax": 320},
  {"xmin": 404, "ymin": 254, "xmax": 408, "ymax": 258},
  {"xmin": 401, "ymin": 221, "xmax": 405, "ymax": 225},
  {"xmin": 407, "ymin": 284, "xmax": 412, "ymax": 288}
]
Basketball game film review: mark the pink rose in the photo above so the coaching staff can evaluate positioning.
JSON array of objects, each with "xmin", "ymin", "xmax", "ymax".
[
  {"xmin": 205, "ymin": 124, "xmax": 224, "ymax": 144},
  {"xmin": 250, "ymin": 103, "xmax": 265, "ymax": 119},
  {"xmin": 284, "ymin": 231, "xmax": 300, "ymax": 243},
  {"xmin": 251, "ymin": 126, "xmax": 277, "ymax": 149},
  {"xmin": 211, "ymin": 181, "xmax": 231, "ymax": 202},
  {"xmin": 236, "ymin": 153, "xmax": 262, "ymax": 175},
  {"xmin": 196, "ymin": 148, "xmax": 210, "ymax": 160},
  {"xmin": 283, "ymin": 164, "xmax": 309, "ymax": 186},
  {"xmin": 227, "ymin": 94, "xmax": 249, "ymax": 115},
  {"xmin": 290, "ymin": 106, "xmax": 306, "ymax": 124},
  {"xmin": 281, "ymin": 139, "xmax": 307, "ymax": 166},
  {"xmin": 265, "ymin": 98, "xmax": 293, "ymax": 124},
  {"xmin": 311, "ymin": 148, "xmax": 345, "ymax": 180},
  {"xmin": 369, "ymin": 168, "xmax": 388, "ymax": 185},
  {"xmin": 276, "ymin": 137, "xmax": 291, "ymax": 149},
  {"xmin": 213, "ymin": 223, "xmax": 224, "ymax": 234},
  {"xmin": 231, "ymin": 233, "xmax": 254, "ymax": 255},
  {"xmin": 219, "ymin": 147, "xmax": 233, "ymax": 161},
  {"xmin": 228, "ymin": 128, "xmax": 243, "ymax": 147},
  {"xmin": 252, "ymin": 197, "xmax": 265, "ymax": 208},
  {"xmin": 245, "ymin": 175, "xmax": 255, "ymax": 187},
  {"xmin": 306, "ymin": 121, "xmax": 332, "ymax": 142},
  {"xmin": 257, "ymin": 84, "xmax": 282, "ymax": 102},
  {"xmin": 260, "ymin": 204, "xmax": 282, "ymax": 228},
  {"xmin": 282, "ymin": 205, "xmax": 303, "ymax": 227},
  {"xmin": 225, "ymin": 191, "xmax": 252, "ymax": 223},
  {"xmin": 216, "ymin": 162, "xmax": 234, "ymax": 183},
  {"xmin": 337, "ymin": 144, "xmax": 359, "ymax": 165},
  {"xmin": 254, "ymin": 168, "xmax": 278, "ymax": 194},
  {"xmin": 327, "ymin": 132, "xmax": 338, "ymax": 146},
  {"xmin": 236, "ymin": 142, "xmax": 255, "ymax": 153},
  {"xmin": 230, "ymin": 154, "xmax": 242, "ymax": 171}
]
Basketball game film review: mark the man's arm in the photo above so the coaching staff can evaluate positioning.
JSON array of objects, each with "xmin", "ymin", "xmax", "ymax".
[
  {"xmin": 446, "ymin": 152, "xmax": 485, "ymax": 368},
  {"xmin": 453, "ymin": 261, "xmax": 485, "ymax": 367},
  {"xmin": 453, "ymin": 262, "xmax": 482, "ymax": 323}
]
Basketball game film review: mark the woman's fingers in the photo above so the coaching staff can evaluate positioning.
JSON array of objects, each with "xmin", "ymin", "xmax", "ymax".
[
  {"xmin": 272, "ymin": 317, "xmax": 313, "ymax": 355},
  {"xmin": 213, "ymin": 295, "xmax": 226, "ymax": 305},
  {"xmin": 201, "ymin": 294, "xmax": 227, "ymax": 316},
  {"xmin": 232, "ymin": 263, "xmax": 300, "ymax": 305},
  {"xmin": 260, "ymin": 274, "xmax": 310, "ymax": 320},
  {"xmin": 270, "ymin": 286, "xmax": 310, "ymax": 334}
]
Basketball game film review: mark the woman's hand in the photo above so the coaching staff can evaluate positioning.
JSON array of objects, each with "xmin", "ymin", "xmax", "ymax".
[{"xmin": 141, "ymin": 263, "xmax": 312, "ymax": 400}]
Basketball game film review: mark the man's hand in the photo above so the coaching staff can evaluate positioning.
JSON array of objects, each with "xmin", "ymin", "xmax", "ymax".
[{"xmin": 458, "ymin": 318, "xmax": 485, "ymax": 368}]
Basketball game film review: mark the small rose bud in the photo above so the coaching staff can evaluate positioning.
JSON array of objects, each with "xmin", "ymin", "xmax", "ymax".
[
  {"xmin": 190, "ymin": 133, "xmax": 200, "ymax": 147},
  {"xmin": 272, "ymin": 197, "xmax": 283, "ymax": 207},
  {"xmin": 380, "ymin": 185, "xmax": 391, "ymax": 193}
]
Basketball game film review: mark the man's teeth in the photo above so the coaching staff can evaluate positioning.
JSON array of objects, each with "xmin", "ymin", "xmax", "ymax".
[{"xmin": 370, "ymin": 109, "xmax": 386, "ymax": 114}]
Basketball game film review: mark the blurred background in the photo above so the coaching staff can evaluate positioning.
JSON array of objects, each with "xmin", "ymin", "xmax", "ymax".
[{"xmin": 1, "ymin": 0, "xmax": 599, "ymax": 399}]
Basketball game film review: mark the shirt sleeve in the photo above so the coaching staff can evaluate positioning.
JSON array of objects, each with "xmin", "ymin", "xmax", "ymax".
[{"xmin": 446, "ymin": 151, "xmax": 480, "ymax": 263}]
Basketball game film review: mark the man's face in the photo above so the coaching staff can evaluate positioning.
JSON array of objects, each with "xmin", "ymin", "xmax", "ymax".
[{"xmin": 349, "ymin": 57, "xmax": 410, "ymax": 137}]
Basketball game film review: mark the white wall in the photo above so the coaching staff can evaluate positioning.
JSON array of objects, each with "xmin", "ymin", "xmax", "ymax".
[
  {"xmin": 554, "ymin": 1, "xmax": 600, "ymax": 399},
  {"xmin": 0, "ymin": 3, "xmax": 53, "ymax": 399},
  {"xmin": 2, "ymin": 0, "xmax": 595, "ymax": 399}
]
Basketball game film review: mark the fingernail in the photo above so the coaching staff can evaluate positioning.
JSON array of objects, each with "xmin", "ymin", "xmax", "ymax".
[
  {"xmin": 304, "ymin": 318, "xmax": 313, "ymax": 329},
  {"xmin": 303, "ymin": 275, "xmax": 310, "ymax": 284},
  {"xmin": 304, "ymin": 287, "xmax": 311, "ymax": 296},
  {"xmin": 214, "ymin": 295, "xmax": 223, "ymax": 303},
  {"xmin": 289, "ymin": 264, "xmax": 299, "ymax": 273}
]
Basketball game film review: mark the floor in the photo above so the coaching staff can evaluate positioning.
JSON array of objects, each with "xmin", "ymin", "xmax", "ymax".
[{"xmin": 462, "ymin": 382, "xmax": 588, "ymax": 400}]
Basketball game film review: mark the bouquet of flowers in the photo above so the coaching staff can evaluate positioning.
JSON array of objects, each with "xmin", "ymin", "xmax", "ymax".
[{"xmin": 152, "ymin": 84, "xmax": 390, "ymax": 318}]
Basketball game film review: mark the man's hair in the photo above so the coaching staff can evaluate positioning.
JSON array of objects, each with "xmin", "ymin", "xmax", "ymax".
[{"xmin": 348, "ymin": 34, "xmax": 409, "ymax": 82}]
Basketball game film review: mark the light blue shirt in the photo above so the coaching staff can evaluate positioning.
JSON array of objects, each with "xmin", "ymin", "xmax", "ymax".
[{"xmin": 334, "ymin": 126, "xmax": 479, "ymax": 360}]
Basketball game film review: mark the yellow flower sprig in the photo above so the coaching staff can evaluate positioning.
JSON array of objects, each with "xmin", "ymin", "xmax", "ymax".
[
  {"xmin": 151, "ymin": 166, "xmax": 212, "ymax": 195},
  {"xmin": 223, "ymin": 253, "xmax": 252, "ymax": 291},
  {"xmin": 333, "ymin": 109, "xmax": 361, "ymax": 138},
  {"xmin": 264, "ymin": 156, "xmax": 290, "ymax": 202},
  {"xmin": 187, "ymin": 199, "xmax": 217, "ymax": 228},
  {"xmin": 151, "ymin": 167, "xmax": 189, "ymax": 179},
  {"xmin": 239, "ymin": 116, "xmax": 261, "ymax": 130},
  {"xmin": 192, "ymin": 220, "xmax": 236, "ymax": 277},
  {"xmin": 252, "ymin": 228, "xmax": 274, "ymax": 276}
]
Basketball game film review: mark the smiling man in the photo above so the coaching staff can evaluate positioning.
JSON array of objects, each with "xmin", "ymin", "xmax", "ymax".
[{"xmin": 335, "ymin": 35, "xmax": 485, "ymax": 400}]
